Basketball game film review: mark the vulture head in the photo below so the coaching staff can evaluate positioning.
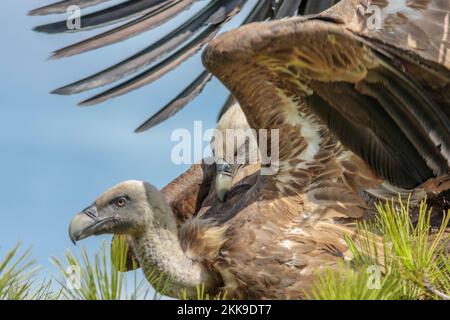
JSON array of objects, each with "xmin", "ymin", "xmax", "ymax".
[
  {"xmin": 69, "ymin": 180, "xmax": 171, "ymax": 244},
  {"xmin": 69, "ymin": 179, "xmax": 220, "ymax": 296}
]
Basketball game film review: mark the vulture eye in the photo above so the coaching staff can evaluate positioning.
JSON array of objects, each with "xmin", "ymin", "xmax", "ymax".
[{"xmin": 113, "ymin": 197, "xmax": 127, "ymax": 208}]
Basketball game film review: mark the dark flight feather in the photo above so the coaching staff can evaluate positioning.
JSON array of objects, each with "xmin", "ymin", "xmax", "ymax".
[
  {"xmin": 79, "ymin": 24, "xmax": 219, "ymax": 106},
  {"xmin": 135, "ymin": 71, "xmax": 213, "ymax": 132},
  {"xmin": 29, "ymin": 0, "xmax": 113, "ymax": 16},
  {"xmin": 34, "ymin": 0, "xmax": 170, "ymax": 33},
  {"xmin": 32, "ymin": 0, "xmax": 340, "ymax": 130},
  {"xmin": 275, "ymin": 0, "xmax": 303, "ymax": 18},
  {"xmin": 51, "ymin": 0, "xmax": 244, "ymax": 95},
  {"xmin": 50, "ymin": 0, "xmax": 195, "ymax": 59},
  {"xmin": 302, "ymin": 0, "xmax": 336, "ymax": 14},
  {"xmin": 134, "ymin": 0, "xmax": 291, "ymax": 131}
]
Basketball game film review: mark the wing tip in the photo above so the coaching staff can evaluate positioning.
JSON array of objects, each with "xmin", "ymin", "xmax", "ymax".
[
  {"xmin": 46, "ymin": 52, "xmax": 62, "ymax": 61},
  {"xmin": 28, "ymin": 10, "xmax": 41, "ymax": 17},
  {"xmin": 51, "ymin": 87, "xmax": 103, "ymax": 103},
  {"xmin": 28, "ymin": 3, "xmax": 68, "ymax": 16},
  {"xmin": 134, "ymin": 126, "xmax": 147, "ymax": 134},
  {"xmin": 134, "ymin": 118, "xmax": 156, "ymax": 133},
  {"xmin": 28, "ymin": 8, "xmax": 53, "ymax": 16},
  {"xmin": 32, "ymin": 25, "xmax": 48, "ymax": 33},
  {"xmin": 49, "ymin": 50, "xmax": 67, "ymax": 60},
  {"xmin": 78, "ymin": 95, "xmax": 103, "ymax": 107},
  {"xmin": 33, "ymin": 24, "xmax": 64, "ymax": 34},
  {"xmin": 51, "ymin": 86, "xmax": 74, "ymax": 96},
  {"xmin": 33, "ymin": 23, "xmax": 80, "ymax": 34},
  {"xmin": 78, "ymin": 100, "xmax": 95, "ymax": 107}
]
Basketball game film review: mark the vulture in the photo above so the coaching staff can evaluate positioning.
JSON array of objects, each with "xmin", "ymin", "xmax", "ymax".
[{"xmin": 39, "ymin": 0, "xmax": 450, "ymax": 298}]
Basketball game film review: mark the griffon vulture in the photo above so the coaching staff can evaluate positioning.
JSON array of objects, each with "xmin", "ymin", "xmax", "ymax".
[{"xmin": 67, "ymin": 0, "xmax": 450, "ymax": 299}]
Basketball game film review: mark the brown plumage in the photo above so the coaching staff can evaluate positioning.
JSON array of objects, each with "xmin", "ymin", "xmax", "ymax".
[{"xmin": 69, "ymin": 0, "xmax": 450, "ymax": 299}]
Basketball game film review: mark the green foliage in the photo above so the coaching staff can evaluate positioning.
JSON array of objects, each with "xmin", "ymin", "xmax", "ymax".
[
  {"xmin": 178, "ymin": 284, "xmax": 228, "ymax": 300},
  {"xmin": 310, "ymin": 198, "xmax": 450, "ymax": 300},
  {"xmin": 308, "ymin": 262, "xmax": 403, "ymax": 300},
  {"xmin": 0, "ymin": 244, "xmax": 34, "ymax": 299},
  {"xmin": 2, "ymin": 198, "xmax": 448, "ymax": 300},
  {"xmin": 51, "ymin": 236, "xmax": 151, "ymax": 300},
  {"xmin": 50, "ymin": 236, "xmax": 222, "ymax": 300},
  {"xmin": 0, "ymin": 238, "xmax": 219, "ymax": 300},
  {"xmin": 0, "ymin": 244, "xmax": 58, "ymax": 300}
]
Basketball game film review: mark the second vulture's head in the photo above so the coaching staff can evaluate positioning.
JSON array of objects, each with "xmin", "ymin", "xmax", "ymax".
[{"xmin": 69, "ymin": 180, "xmax": 172, "ymax": 244}]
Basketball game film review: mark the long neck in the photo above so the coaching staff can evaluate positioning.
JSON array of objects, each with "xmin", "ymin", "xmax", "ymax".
[{"xmin": 132, "ymin": 223, "xmax": 210, "ymax": 296}]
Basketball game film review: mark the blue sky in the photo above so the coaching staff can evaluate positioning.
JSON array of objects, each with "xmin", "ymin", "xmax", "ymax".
[{"xmin": 0, "ymin": 0, "xmax": 252, "ymax": 273}]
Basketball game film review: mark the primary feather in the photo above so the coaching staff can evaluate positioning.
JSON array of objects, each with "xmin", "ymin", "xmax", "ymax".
[{"xmin": 31, "ymin": 0, "xmax": 340, "ymax": 130}]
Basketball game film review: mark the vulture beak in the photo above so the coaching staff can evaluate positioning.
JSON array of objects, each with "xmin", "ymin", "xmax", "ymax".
[
  {"xmin": 68, "ymin": 205, "xmax": 115, "ymax": 244},
  {"xmin": 215, "ymin": 160, "xmax": 233, "ymax": 202}
]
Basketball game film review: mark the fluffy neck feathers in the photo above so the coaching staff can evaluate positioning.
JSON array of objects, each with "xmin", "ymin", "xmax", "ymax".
[{"xmin": 131, "ymin": 203, "xmax": 211, "ymax": 296}]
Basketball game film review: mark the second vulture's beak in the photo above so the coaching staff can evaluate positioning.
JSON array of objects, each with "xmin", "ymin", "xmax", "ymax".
[
  {"xmin": 68, "ymin": 205, "xmax": 116, "ymax": 245},
  {"xmin": 215, "ymin": 161, "xmax": 234, "ymax": 202}
]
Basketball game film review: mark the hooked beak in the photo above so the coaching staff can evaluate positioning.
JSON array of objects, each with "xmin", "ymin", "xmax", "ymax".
[
  {"xmin": 68, "ymin": 205, "xmax": 115, "ymax": 245},
  {"xmin": 215, "ymin": 161, "xmax": 233, "ymax": 202}
]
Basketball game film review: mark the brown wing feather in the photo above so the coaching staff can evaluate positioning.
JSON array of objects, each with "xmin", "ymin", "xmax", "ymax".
[
  {"xmin": 328, "ymin": 0, "xmax": 450, "ymax": 69},
  {"xmin": 162, "ymin": 162, "xmax": 215, "ymax": 223},
  {"xmin": 203, "ymin": 15, "xmax": 450, "ymax": 193}
]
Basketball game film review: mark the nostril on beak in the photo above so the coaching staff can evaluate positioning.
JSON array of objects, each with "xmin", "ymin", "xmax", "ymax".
[
  {"xmin": 82, "ymin": 205, "xmax": 98, "ymax": 219},
  {"xmin": 69, "ymin": 205, "xmax": 99, "ymax": 244}
]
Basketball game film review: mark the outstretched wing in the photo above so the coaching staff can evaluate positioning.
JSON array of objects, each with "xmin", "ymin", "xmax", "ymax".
[
  {"xmin": 31, "ymin": 0, "xmax": 339, "ymax": 130},
  {"xmin": 202, "ymin": 0, "xmax": 450, "ymax": 204}
]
